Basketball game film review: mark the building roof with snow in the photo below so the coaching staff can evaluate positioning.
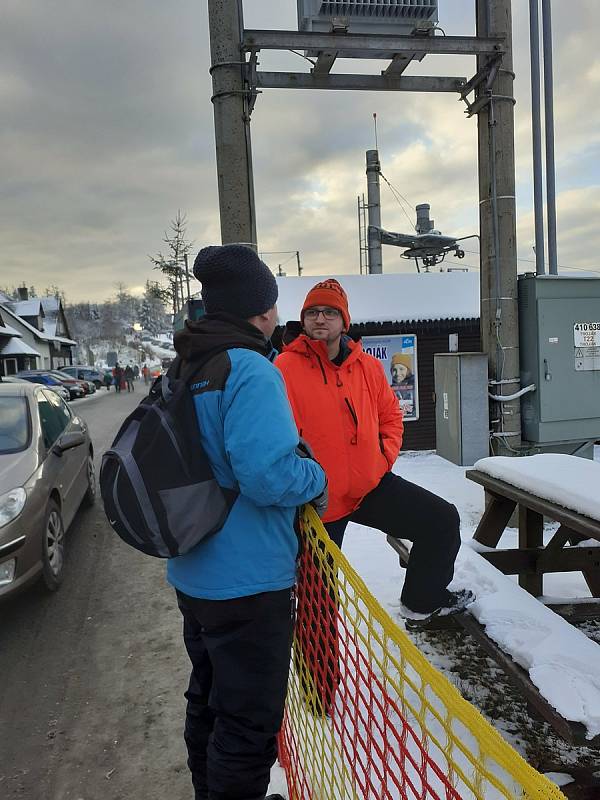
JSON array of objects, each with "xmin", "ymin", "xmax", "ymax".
[{"xmin": 274, "ymin": 272, "xmax": 480, "ymax": 325}]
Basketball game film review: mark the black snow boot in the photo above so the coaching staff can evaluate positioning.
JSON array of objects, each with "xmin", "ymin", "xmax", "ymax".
[{"xmin": 403, "ymin": 589, "xmax": 475, "ymax": 630}]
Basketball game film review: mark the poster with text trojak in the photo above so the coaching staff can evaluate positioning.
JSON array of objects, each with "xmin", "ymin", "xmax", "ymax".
[{"xmin": 362, "ymin": 334, "xmax": 419, "ymax": 422}]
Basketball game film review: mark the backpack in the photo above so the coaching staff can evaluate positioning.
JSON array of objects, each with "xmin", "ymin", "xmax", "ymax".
[{"xmin": 100, "ymin": 356, "xmax": 238, "ymax": 558}]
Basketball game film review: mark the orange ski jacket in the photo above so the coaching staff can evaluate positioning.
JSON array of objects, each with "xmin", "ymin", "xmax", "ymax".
[{"xmin": 276, "ymin": 335, "xmax": 404, "ymax": 523}]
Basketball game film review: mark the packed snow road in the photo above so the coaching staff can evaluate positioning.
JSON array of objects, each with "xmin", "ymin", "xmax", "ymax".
[{"xmin": 0, "ymin": 386, "xmax": 191, "ymax": 800}]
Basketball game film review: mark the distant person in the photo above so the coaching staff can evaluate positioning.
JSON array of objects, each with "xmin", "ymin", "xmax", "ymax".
[
  {"xmin": 113, "ymin": 363, "xmax": 123, "ymax": 393},
  {"xmin": 142, "ymin": 364, "xmax": 149, "ymax": 384},
  {"xmin": 124, "ymin": 364, "xmax": 134, "ymax": 392},
  {"xmin": 103, "ymin": 370, "xmax": 112, "ymax": 391},
  {"xmin": 133, "ymin": 364, "xmax": 140, "ymax": 380},
  {"xmin": 276, "ymin": 278, "xmax": 474, "ymax": 625},
  {"xmin": 167, "ymin": 244, "xmax": 326, "ymax": 800}
]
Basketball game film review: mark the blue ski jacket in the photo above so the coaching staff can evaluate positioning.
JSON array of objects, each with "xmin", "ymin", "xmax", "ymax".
[{"xmin": 166, "ymin": 315, "xmax": 326, "ymax": 600}]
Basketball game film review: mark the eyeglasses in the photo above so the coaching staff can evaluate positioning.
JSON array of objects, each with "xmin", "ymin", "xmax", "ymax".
[{"xmin": 304, "ymin": 307, "xmax": 341, "ymax": 321}]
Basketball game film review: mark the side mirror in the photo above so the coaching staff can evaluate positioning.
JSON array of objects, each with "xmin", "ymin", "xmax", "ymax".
[{"xmin": 52, "ymin": 431, "xmax": 85, "ymax": 456}]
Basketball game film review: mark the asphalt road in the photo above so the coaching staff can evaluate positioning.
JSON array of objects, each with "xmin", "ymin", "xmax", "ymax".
[{"xmin": 0, "ymin": 385, "xmax": 191, "ymax": 800}]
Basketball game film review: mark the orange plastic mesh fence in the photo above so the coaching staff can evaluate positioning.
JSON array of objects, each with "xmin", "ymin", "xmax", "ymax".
[{"xmin": 278, "ymin": 505, "xmax": 566, "ymax": 800}]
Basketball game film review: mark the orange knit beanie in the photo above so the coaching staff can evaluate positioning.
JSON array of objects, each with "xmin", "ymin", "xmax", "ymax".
[{"xmin": 301, "ymin": 278, "xmax": 350, "ymax": 329}]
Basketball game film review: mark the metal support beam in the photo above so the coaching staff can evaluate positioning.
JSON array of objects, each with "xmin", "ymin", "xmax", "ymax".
[
  {"xmin": 542, "ymin": 0, "xmax": 559, "ymax": 275},
  {"xmin": 312, "ymin": 52, "xmax": 337, "ymax": 76},
  {"xmin": 529, "ymin": 0, "xmax": 546, "ymax": 275},
  {"xmin": 243, "ymin": 30, "xmax": 505, "ymax": 58},
  {"xmin": 208, "ymin": 0, "xmax": 257, "ymax": 247},
  {"xmin": 383, "ymin": 53, "xmax": 420, "ymax": 77},
  {"xmin": 255, "ymin": 72, "xmax": 466, "ymax": 93},
  {"xmin": 476, "ymin": 0, "xmax": 521, "ymax": 455}
]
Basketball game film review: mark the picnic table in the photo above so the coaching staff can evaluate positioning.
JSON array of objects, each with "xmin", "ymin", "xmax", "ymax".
[{"xmin": 466, "ymin": 454, "xmax": 600, "ymax": 601}]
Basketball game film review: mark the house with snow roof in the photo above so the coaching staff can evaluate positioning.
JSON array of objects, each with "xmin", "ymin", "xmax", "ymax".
[
  {"xmin": 0, "ymin": 288, "xmax": 76, "ymax": 376},
  {"xmin": 274, "ymin": 272, "xmax": 481, "ymax": 451}
]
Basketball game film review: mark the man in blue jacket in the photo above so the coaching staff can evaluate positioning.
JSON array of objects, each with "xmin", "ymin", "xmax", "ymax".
[{"xmin": 168, "ymin": 244, "xmax": 327, "ymax": 800}]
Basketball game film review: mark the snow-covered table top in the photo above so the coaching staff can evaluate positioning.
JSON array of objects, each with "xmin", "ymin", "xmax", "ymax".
[{"xmin": 473, "ymin": 454, "xmax": 600, "ymax": 522}]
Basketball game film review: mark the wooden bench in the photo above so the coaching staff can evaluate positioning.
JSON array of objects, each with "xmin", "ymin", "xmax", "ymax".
[
  {"xmin": 386, "ymin": 533, "xmax": 600, "ymax": 748},
  {"xmin": 466, "ymin": 466, "xmax": 600, "ymax": 599}
]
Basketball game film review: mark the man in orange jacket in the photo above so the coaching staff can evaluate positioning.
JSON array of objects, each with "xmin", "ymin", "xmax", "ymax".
[{"xmin": 276, "ymin": 278, "xmax": 474, "ymax": 623}]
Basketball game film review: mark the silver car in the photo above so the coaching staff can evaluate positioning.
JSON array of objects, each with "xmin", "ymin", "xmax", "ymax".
[
  {"xmin": 0, "ymin": 382, "xmax": 95, "ymax": 598},
  {"xmin": 3, "ymin": 375, "xmax": 71, "ymax": 403}
]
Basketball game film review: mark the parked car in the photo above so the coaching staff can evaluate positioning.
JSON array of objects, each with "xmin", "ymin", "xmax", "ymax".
[
  {"xmin": 17, "ymin": 371, "xmax": 86, "ymax": 401},
  {"xmin": 61, "ymin": 366, "xmax": 103, "ymax": 389},
  {"xmin": 0, "ymin": 382, "xmax": 95, "ymax": 599},
  {"xmin": 51, "ymin": 370, "xmax": 96, "ymax": 395},
  {"xmin": 12, "ymin": 374, "xmax": 71, "ymax": 404}
]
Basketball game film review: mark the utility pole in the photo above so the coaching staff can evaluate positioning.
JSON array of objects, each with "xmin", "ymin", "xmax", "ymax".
[
  {"xmin": 366, "ymin": 149, "xmax": 383, "ymax": 274},
  {"xmin": 207, "ymin": 0, "xmax": 257, "ymax": 248},
  {"xmin": 476, "ymin": 0, "xmax": 522, "ymax": 454}
]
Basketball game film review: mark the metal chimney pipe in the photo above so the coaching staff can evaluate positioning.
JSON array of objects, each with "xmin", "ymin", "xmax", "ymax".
[
  {"xmin": 416, "ymin": 203, "xmax": 434, "ymax": 234},
  {"xmin": 366, "ymin": 149, "xmax": 383, "ymax": 274},
  {"xmin": 528, "ymin": 0, "xmax": 545, "ymax": 275},
  {"xmin": 542, "ymin": 0, "xmax": 558, "ymax": 275}
]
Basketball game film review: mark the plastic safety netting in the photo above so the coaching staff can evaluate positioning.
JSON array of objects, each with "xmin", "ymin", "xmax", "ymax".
[{"xmin": 278, "ymin": 505, "xmax": 566, "ymax": 800}]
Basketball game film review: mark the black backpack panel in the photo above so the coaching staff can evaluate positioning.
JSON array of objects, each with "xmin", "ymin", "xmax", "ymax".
[{"xmin": 100, "ymin": 356, "xmax": 238, "ymax": 558}]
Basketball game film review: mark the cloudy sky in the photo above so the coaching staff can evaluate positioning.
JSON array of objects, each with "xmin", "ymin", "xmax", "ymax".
[{"xmin": 2, "ymin": 0, "xmax": 599, "ymax": 302}]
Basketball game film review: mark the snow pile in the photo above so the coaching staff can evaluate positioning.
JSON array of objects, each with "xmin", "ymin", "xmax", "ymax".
[
  {"xmin": 456, "ymin": 547, "xmax": 600, "ymax": 739},
  {"xmin": 342, "ymin": 449, "xmax": 600, "ymax": 744},
  {"xmin": 474, "ymin": 454, "xmax": 600, "ymax": 521}
]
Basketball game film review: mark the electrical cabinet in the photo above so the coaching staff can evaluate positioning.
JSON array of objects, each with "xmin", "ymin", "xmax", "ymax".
[
  {"xmin": 518, "ymin": 274, "xmax": 600, "ymax": 443},
  {"xmin": 434, "ymin": 353, "xmax": 489, "ymax": 466},
  {"xmin": 297, "ymin": 0, "xmax": 438, "ymax": 57}
]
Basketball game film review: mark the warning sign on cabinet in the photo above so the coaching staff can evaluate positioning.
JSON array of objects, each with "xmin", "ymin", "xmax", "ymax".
[{"xmin": 574, "ymin": 345, "xmax": 600, "ymax": 372}]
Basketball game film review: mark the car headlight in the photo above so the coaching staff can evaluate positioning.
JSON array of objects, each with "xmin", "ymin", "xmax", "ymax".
[{"xmin": 0, "ymin": 488, "xmax": 27, "ymax": 528}]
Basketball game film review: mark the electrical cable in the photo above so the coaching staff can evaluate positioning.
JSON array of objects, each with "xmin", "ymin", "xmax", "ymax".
[{"xmin": 379, "ymin": 173, "xmax": 417, "ymax": 232}]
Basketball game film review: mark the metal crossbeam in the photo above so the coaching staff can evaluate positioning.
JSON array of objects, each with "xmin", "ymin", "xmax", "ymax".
[
  {"xmin": 313, "ymin": 52, "xmax": 338, "ymax": 75},
  {"xmin": 243, "ymin": 30, "xmax": 505, "ymax": 57},
  {"xmin": 255, "ymin": 72, "xmax": 466, "ymax": 93},
  {"xmin": 384, "ymin": 52, "xmax": 420, "ymax": 76}
]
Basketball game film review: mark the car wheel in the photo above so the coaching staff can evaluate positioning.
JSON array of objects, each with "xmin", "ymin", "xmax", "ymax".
[
  {"xmin": 82, "ymin": 453, "xmax": 96, "ymax": 507},
  {"xmin": 42, "ymin": 500, "xmax": 65, "ymax": 591}
]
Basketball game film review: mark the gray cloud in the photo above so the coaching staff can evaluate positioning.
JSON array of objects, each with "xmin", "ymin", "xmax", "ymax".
[{"xmin": 1, "ymin": 0, "xmax": 599, "ymax": 301}]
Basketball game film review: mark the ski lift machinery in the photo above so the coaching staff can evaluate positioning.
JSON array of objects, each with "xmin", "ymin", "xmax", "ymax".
[{"xmin": 297, "ymin": 1, "xmax": 439, "ymax": 57}]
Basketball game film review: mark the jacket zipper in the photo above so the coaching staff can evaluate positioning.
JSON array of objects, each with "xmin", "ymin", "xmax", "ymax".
[
  {"xmin": 345, "ymin": 398, "xmax": 358, "ymax": 428},
  {"xmin": 314, "ymin": 352, "xmax": 328, "ymax": 384}
]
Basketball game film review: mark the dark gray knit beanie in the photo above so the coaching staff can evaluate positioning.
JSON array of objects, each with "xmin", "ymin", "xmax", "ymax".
[{"xmin": 193, "ymin": 244, "xmax": 278, "ymax": 318}]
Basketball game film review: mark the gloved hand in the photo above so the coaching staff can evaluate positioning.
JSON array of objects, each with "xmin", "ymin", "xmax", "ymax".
[{"xmin": 310, "ymin": 480, "xmax": 328, "ymax": 519}]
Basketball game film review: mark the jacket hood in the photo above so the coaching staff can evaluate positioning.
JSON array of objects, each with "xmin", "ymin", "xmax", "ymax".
[
  {"xmin": 174, "ymin": 312, "xmax": 272, "ymax": 362},
  {"xmin": 283, "ymin": 333, "xmax": 363, "ymax": 367}
]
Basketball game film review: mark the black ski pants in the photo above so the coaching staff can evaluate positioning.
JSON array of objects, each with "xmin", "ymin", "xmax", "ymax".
[
  {"xmin": 325, "ymin": 471, "xmax": 461, "ymax": 614},
  {"xmin": 176, "ymin": 587, "xmax": 295, "ymax": 800}
]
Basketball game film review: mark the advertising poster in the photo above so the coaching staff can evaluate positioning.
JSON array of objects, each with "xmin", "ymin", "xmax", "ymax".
[{"xmin": 362, "ymin": 334, "xmax": 419, "ymax": 422}]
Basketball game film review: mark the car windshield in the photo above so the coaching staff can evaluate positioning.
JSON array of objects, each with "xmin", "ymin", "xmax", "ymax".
[{"xmin": 0, "ymin": 397, "xmax": 31, "ymax": 454}]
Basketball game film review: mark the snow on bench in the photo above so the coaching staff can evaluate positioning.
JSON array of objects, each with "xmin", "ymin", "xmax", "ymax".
[
  {"xmin": 457, "ymin": 454, "xmax": 600, "ymax": 741},
  {"xmin": 454, "ymin": 544, "xmax": 600, "ymax": 741},
  {"xmin": 473, "ymin": 454, "xmax": 600, "ymax": 522}
]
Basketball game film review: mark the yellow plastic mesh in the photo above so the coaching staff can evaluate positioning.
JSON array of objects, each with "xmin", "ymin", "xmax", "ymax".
[{"xmin": 278, "ymin": 505, "xmax": 567, "ymax": 800}]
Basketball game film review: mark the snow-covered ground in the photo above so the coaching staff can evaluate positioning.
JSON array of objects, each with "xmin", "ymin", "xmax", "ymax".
[{"xmin": 268, "ymin": 447, "xmax": 600, "ymax": 795}]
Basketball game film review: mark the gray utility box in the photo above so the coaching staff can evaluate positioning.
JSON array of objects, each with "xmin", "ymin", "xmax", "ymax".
[
  {"xmin": 297, "ymin": 1, "xmax": 438, "ymax": 58},
  {"xmin": 518, "ymin": 274, "xmax": 600, "ymax": 444},
  {"xmin": 434, "ymin": 353, "xmax": 489, "ymax": 466}
]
